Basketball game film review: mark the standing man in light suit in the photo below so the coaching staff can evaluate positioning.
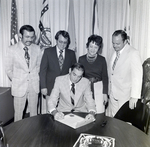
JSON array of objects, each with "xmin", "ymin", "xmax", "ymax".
[
  {"xmin": 106, "ymin": 30, "xmax": 143, "ymax": 117},
  {"xmin": 5, "ymin": 25, "xmax": 42, "ymax": 121}
]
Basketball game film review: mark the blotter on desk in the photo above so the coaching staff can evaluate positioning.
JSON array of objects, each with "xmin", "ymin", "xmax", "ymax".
[{"xmin": 56, "ymin": 113, "xmax": 95, "ymax": 129}]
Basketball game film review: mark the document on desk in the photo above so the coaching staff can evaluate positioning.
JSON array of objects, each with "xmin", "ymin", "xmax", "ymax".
[{"xmin": 56, "ymin": 113, "xmax": 95, "ymax": 129}]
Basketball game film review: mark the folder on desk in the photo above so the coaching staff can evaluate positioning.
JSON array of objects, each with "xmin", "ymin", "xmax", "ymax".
[{"xmin": 56, "ymin": 113, "xmax": 95, "ymax": 129}]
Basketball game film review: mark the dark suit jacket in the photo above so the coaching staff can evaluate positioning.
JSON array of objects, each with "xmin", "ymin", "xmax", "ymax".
[{"xmin": 40, "ymin": 46, "xmax": 76, "ymax": 95}]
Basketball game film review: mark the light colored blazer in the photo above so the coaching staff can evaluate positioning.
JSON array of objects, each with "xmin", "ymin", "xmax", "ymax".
[
  {"xmin": 108, "ymin": 44, "xmax": 143, "ymax": 101},
  {"xmin": 48, "ymin": 74, "xmax": 96, "ymax": 112},
  {"xmin": 5, "ymin": 41, "xmax": 42, "ymax": 97}
]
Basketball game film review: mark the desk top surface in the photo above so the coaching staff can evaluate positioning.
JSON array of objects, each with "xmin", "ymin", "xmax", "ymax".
[
  {"xmin": 0, "ymin": 87, "xmax": 10, "ymax": 95},
  {"xmin": 4, "ymin": 113, "xmax": 150, "ymax": 147}
]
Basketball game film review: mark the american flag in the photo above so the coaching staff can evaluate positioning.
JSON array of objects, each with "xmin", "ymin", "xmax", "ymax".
[
  {"xmin": 36, "ymin": 0, "xmax": 52, "ymax": 50},
  {"xmin": 92, "ymin": 0, "xmax": 99, "ymax": 34},
  {"xmin": 68, "ymin": 0, "xmax": 76, "ymax": 52},
  {"xmin": 10, "ymin": 0, "xmax": 18, "ymax": 45}
]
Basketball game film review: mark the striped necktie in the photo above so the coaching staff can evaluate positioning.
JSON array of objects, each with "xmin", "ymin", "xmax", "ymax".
[
  {"xmin": 70, "ymin": 83, "xmax": 75, "ymax": 105},
  {"xmin": 24, "ymin": 46, "xmax": 30, "ymax": 67},
  {"xmin": 58, "ymin": 50, "xmax": 63, "ymax": 70},
  {"xmin": 112, "ymin": 51, "xmax": 120, "ymax": 70}
]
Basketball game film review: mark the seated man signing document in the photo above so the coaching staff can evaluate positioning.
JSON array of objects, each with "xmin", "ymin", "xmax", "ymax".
[{"xmin": 47, "ymin": 63, "xmax": 96, "ymax": 120}]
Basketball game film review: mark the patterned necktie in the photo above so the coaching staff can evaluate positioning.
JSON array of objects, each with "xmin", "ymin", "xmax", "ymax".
[
  {"xmin": 70, "ymin": 83, "xmax": 75, "ymax": 105},
  {"xmin": 112, "ymin": 51, "xmax": 120, "ymax": 70},
  {"xmin": 24, "ymin": 46, "xmax": 30, "ymax": 68},
  {"xmin": 59, "ymin": 50, "xmax": 63, "ymax": 70}
]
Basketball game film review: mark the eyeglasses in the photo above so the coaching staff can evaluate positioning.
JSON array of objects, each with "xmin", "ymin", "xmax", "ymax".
[{"xmin": 58, "ymin": 40, "xmax": 68, "ymax": 45}]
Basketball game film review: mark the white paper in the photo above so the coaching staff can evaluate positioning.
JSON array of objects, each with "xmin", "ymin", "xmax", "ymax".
[{"xmin": 56, "ymin": 113, "xmax": 95, "ymax": 129}]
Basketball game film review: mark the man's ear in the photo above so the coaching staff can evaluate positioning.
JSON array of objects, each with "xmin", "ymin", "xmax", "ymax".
[
  {"xmin": 18, "ymin": 33, "xmax": 22, "ymax": 40},
  {"xmin": 69, "ymin": 68, "xmax": 71, "ymax": 74}
]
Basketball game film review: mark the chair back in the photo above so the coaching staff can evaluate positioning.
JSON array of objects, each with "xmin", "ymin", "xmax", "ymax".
[
  {"xmin": 142, "ymin": 100, "xmax": 150, "ymax": 134},
  {"xmin": 114, "ymin": 100, "xmax": 150, "ymax": 134},
  {"xmin": 0, "ymin": 121, "xmax": 8, "ymax": 147}
]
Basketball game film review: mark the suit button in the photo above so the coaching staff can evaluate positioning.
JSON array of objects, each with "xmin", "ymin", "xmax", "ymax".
[
  {"xmin": 112, "ymin": 74, "xmax": 113, "ymax": 75},
  {"xmin": 29, "ymin": 72, "xmax": 30, "ymax": 73}
]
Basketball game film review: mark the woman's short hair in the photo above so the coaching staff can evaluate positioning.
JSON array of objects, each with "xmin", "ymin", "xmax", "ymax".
[{"xmin": 86, "ymin": 34, "xmax": 103, "ymax": 49}]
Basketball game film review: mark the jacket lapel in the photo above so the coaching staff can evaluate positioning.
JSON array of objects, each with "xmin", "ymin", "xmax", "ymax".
[
  {"xmin": 52, "ymin": 46, "xmax": 62, "ymax": 73},
  {"xmin": 74, "ymin": 81, "xmax": 83, "ymax": 106},
  {"xmin": 114, "ymin": 44, "xmax": 130, "ymax": 71}
]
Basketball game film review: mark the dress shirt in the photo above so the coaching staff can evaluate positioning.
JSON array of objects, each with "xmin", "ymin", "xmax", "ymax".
[
  {"xmin": 111, "ymin": 46, "xmax": 125, "ymax": 68},
  {"xmin": 56, "ymin": 46, "xmax": 65, "ymax": 59}
]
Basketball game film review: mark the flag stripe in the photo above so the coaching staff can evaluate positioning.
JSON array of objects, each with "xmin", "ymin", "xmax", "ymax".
[
  {"xmin": 68, "ymin": 0, "xmax": 76, "ymax": 51},
  {"xmin": 36, "ymin": 0, "xmax": 52, "ymax": 49},
  {"xmin": 10, "ymin": 0, "xmax": 18, "ymax": 45},
  {"xmin": 92, "ymin": 0, "xmax": 96, "ymax": 34}
]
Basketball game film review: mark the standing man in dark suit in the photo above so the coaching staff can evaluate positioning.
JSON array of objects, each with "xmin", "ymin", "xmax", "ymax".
[{"xmin": 40, "ymin": 30, "xmax": 77, "ymax": 112}]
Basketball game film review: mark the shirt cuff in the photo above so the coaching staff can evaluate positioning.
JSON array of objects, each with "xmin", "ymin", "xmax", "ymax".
[
  {"xmin": 89, "ymin": 109, "xmax": 96, "ymax": 115},
  {"xmin": 48, "ymin": 108, "xmax": 57, "ymax": 115}
]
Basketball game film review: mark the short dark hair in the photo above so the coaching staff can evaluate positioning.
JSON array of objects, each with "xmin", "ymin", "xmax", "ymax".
[
  {"xmin": 71, "ymin": 63, "xmax": 85, "ymax": 74},
  {"xmin": 112, "ymin": 30, "xmax": 127, "ymax": 42},
  {"xmin": 19, "ymin": 25, "xmax": 35, "ymax": 36},
  {"xmin": 55, "ymin": 30, "xmax": 71, "ymax": 48},
  {"xmin": 86, "ymin": 34, "xmax": 103, "ymax": 49}
]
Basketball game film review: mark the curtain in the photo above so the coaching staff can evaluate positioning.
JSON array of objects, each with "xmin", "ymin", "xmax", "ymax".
[
  {"xmin": 130, "ymin": 0, "xmax": 150, "ymax": 63},
  {"xmin": 95, "ymin": 0, "xmax": 130, "ymax": 61},
  {"xmin": 0, "ymin": 0, "xmax": 150, "ymax": 86}
]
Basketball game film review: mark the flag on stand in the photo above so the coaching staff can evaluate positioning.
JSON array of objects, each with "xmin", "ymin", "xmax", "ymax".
[
  {"xmin": 36, "ymin": 0, "xmax": 52, "ymax": 50},
  {"xmin": 68, "ymin": 0, "xmax": 76, "ymax": 52},
  {"xmin": 92, "ymin": 0, "xmax": 99, "ymax": 34},
  {"xmin": 10, "ymin": 0, "xmax": 18, "ymax": 45}
]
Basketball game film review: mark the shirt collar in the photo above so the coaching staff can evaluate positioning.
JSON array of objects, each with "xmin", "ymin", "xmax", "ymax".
[{"xmin": 56, "ymin": 46, "xmax": 65, "ymax": 57}]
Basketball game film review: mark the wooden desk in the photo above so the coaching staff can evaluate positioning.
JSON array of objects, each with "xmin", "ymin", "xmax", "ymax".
[{"xmin": 4, "ymin": 113, "xmax": 150, "ymax": 147}]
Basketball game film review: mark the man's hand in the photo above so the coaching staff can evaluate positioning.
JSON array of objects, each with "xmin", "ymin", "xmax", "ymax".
[
  {"xmin": 41, "ymin": 88, "xmax": 47, "ymax": 95},
  {"xmin": 103, "ymin": 94, "xmax": 108, "ymax": 105},
  {"xmin": 129, "ymin": 98, "xmax": 138, "ymax": 109},
  {"xmin": 85, "ymin": 111, "xmax": 96, "ymax": 120},
  {"xmin": 54, "ymin": 112, "xmax": 64, "ymax": 120}
]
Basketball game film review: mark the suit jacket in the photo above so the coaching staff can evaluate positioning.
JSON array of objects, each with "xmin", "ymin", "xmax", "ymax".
[
  {"xmin": 48, "ymin": 74, "xmax": 96, "ymax": 112},
  {"xmin": 40, "ymin": 46, "xmax": 77, "ymax": 95},
  {"xmin": 5, "ymin": 41, "xmax": 42, "ymax": 97},
  {"xmin": 108, "ymin": 44, "xmax": 143, "ymax": 101}
]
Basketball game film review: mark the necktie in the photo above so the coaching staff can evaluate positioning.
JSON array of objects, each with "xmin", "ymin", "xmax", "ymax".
[
  {"xmin": 59, "ymin": 50, "xmax": 63, "ymax": 70},
  {"xmin": 112, "ymin": 51, "xmax": 120, "ymax": 70},
  {"xmin": 70, "ymin": 83, "xmax": 75, "ymax": 105},
  {"xmin": 24, "ymin": 46, "xmax": 30, "ymax": 67}
]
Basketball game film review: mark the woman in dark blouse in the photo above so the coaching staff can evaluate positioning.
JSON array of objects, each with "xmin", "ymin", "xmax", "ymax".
[{"xmin": 78, "ymin": 34, "xmax": 108, "ymax": 113}]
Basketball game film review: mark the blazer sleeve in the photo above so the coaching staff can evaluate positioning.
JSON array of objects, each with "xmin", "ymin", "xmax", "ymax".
[
  {"xmin": 5, "ymin": 46, "xmax": 14, "ymax": 80},
  {"xmin": 101, "ymin": 57, "xmax": 108, "ymax": 94},
  {"xmin": 83, "ymin": 79, "xmax": 96, "ymax": 112},
  {"xmin": 47, "ymin": 77, "xmax": 60, "ymax": 111},
  {"xmin": 70, "ymin": 50, "xmax": 77, "ymax": 64},
  {"xmin": 39, "ymin": 49, "xmax": 49, "ymax": 89},
  {"xmin": 130, "ymin": 50, "xmax": 143, "ymax": 98}
]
